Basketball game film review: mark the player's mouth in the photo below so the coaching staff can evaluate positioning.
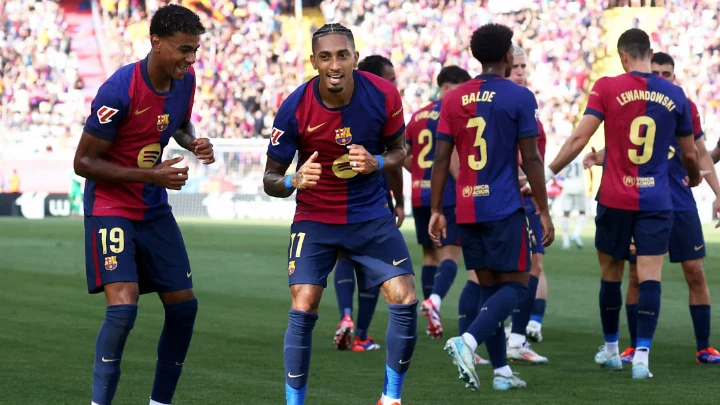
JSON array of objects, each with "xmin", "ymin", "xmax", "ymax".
[
  {"xmin": 327, "ymin": 73, "xmax": 344, "ymax": 86},
  {"xmin": 177, "ymin": 64, "xmax": 190, "ymax": 75}
]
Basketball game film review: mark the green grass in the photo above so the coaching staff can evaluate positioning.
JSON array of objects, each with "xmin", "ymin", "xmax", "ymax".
[{"xmin": 1, "ymin": 217, "xmax": 719, "ymax": 404}]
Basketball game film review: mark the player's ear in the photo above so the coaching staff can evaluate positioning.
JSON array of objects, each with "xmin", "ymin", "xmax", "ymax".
[
  {"xmin": 310, "ymin": 53, "xmax": 318, "ymax": 70},
  {"xmin": 150, "ymin": 34, "xmax": 161, "ymax": 52},
  {"xmin": 353, "ymin": 51, "xmax": 360, "ymax": 68}
]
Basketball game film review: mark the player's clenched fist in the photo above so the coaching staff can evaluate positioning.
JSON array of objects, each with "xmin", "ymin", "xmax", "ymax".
[
  {"xmin": 428, "ymin": 212, "xmax": 447, "ymax": 247},
  {"xmin": 292, "ymin": 151, "xmax": 322, "ymax": 189},
  {"xmin": 191, "ymin": 138, "xmax": 215, "ymax": 164},
  {"xmin": 347, "ymin": 144, "xmax": 380, "ymax": 174},
  {"xmin": 150, "ymin": 156, "xmax": 189, "ymax": 190}
]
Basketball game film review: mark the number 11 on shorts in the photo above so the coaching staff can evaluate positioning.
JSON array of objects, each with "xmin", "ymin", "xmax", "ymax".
[{"xmin": 289, "ymin": 232, "xmax": 306, "ymax": 258}]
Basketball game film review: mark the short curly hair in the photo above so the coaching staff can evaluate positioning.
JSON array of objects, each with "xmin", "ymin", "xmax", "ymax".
[
  {"xmin": 149, "ymin": 4, "xmax": 206, "ymax": 38},
  {"xmin": 470, "ymin": 24, "xmax": 514, "ymax": 64}
]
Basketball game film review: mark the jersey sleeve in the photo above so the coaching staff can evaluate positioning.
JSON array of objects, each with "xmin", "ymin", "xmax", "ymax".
[
  {"xmin": 688, "ymin": 100, "xmax": 704, "ymax": 139},
  {"xmin": 436, "ymin": 98, "xmax": 454, "ymax": 144},
  {"xmin": 266, "ymin": 100, "xmax": 299, "ymax": 165},
  {"xmin": 381, "ymin": 86, "xmax": 406, "ymax": 141},
  {"xmin": 675, "ymin": 94, "xmax": 694, "ymax": 138},
  {"xmin": 516, "ymin": 89, "xmax": 540, "ymax": 140},
  {"xmin": 83, "ymin": 81, "xmax": 130, "ymax": 142},
  {"xmin": 183, "ymin": 69, "xmax": 196, "ymax": 125},
  {"xmin": 584, "ymin": 78, "xmax": 606, "ymax": 121}
]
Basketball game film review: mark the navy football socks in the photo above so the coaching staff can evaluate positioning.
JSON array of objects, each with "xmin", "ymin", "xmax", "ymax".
[
  {"xmin": 636, "ymin": 280, "xmax": 661, "ymax": 351},
  {"xmin": 92, "ymin": 304, "xmax": 138, "ymax": 405},
  {"xmin": 334, "ymin": 259, "xmax": 356, "ymax": 318},
  {"xmin": 458, "ymin": 281, "xmax": 481, "ymax": 335},
  {"xmin": 383, "ymin": 302, "xmax": 418, "ymax": 400},
  {"xmin": 285, "ymin": 309, "xmax": 318, "ymax": 405},
  {"xmin": 431, "ymin": 260, "xmax": 458, "ymax": 300},
  {"xmin": 151, "ymin": 299, "xmax": 198, "ymax": 404},
  {"xmin": 511, "ymin": 275, "xmax": 538, "ymax": 339},
  {"xmin": 599, "ymin": 280, "xmax": 622, "ymax": 344},
  {"xmin": 356, "ymin": 286, "xmax": 380, "ymax": 341},
  {"xmin": 690, "ymin": 305, "xmax": 711, "ymax": 351},
  {"xmin": 420, "ymin": 265, "xmax": 438, "ymax": 300}
]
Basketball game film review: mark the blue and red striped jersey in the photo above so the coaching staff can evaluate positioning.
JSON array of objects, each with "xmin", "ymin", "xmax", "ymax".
[
  {"xmin": 436, "ymin": 74, "xmax": 539, "ymax": 223},
  {"xmin": 668, "ymin": 99, "xmax": 704, "ymax": 211},
  {"xmin": 586, "ymin": 71, "xmax": 693, "ymax": 211},
  {"xmin": 406, "ymin": 100, "xmax": 455, "ymax": 207},
  {"xmin": 82, "ymin": 58, "xmax": 196, "ymax": 220},
  {"xmin": 267, "ymin": 71, "xmax": 405, "ymax": 224}
]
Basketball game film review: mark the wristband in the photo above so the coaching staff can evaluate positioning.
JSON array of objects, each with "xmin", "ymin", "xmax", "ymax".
[
  {"xmin": 284, "ymin": 174, "xmax": 295, "ymax": 191},
  {"xmin": 375, "ymin": 155, "xmax": 385, "ymax": 171},
  {"xmin": 544, "ymin": 166, "xmax": 555, "ymax": 183}
]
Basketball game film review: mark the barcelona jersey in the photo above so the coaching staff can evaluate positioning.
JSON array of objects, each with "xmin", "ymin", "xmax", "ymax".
[
  {"xmin": 267, "ymin": 71, "xmax": 405, "ymax": 224},
  {"xmin": 667, "ymin": 99, "xmax": 703, "ymax": 211},
  {"xmin": 406, "ymin": 100, "xmax": 455, "ymax": 207},
  {"xmin": 523, "ymin": 118, "xmax": 547, "ymax": 215},
  {"xmin": 585, "ymin": 71, "xmax": 693, "ymax": 211},
  {"xmin": 436, "ymin": 74, "xmax": 539, "ymax": 224},
  {"xmin": 82, "ymin": 58, "xmax": 195, "ymax": 220}
]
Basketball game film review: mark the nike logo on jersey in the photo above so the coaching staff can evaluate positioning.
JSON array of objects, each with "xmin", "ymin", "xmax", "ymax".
[
  {"xmin": 101, "ymin": 357, "xmax": 119, "ymax": 363},
  {"xmin": 307, "ymin": 122, "xmax": 327, "ymax": 132},
  {"xmin": 135, "ymin": 106, "xmax": 152, "ymax": 115},
  {"xmin": 399, "ymin": 357, "xmax": 412, "ymax": 364},
  {"xmin": 695, "ymin": 245, "xmax": 704, "ymax": 251},
  {"xmin": 393, "ymin": 258, "xmax": 408, "ymax": 266},
  {"xmin": 187, "ymin": 271, "xmax": 192, "ymax": 278},
  {"xmin": 287, "ymin": 372, "xmax": 305, "ymax": 378},
  {"xmin": 97, "ymin": 106, "xmax": 119, "ymax": 124}
]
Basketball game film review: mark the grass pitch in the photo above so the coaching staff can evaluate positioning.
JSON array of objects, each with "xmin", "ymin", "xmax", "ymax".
[{"xmin": 1, "ymin": 217, "xmax": 719, "ymax": 404}]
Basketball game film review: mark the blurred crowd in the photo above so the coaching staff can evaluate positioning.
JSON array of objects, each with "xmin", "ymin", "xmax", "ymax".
[
  {"xmin": 1, "ymin": 0, "xmax": 86, "ymax": 155},
  {"xmin": 2, "ymin": 0, "xmax": 719, "ymax": 156}
]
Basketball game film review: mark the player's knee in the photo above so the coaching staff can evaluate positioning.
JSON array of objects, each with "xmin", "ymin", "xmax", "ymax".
[
  {"xmin": 105, "ymin": 304, "xmax": 139, "ymax": 332},
  {"xmin": 383, "ymin": 275, "xmax": 417, "ymax": 305},
  {"xmin": 682, "ymin": 261, "xmax": 706, "ymax": 289},
  {"xmin": 164, "ymin": 298, "xmax": 198, "ymax": 326}
]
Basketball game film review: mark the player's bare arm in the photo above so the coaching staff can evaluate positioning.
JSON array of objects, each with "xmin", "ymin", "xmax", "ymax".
[
  {"xmin": 676, "ymin": 135, "xmax": 701, "ymax": 187},
  {"xmin": 403, "ymin": 141, "xmax": 412, "ymax": 171},
  {"xmin": 428, "ymin": 139, "xmax": 452, "ymax": 245},
  {"xmin": 548, "ymin": 115, "xmax": 602, "ymax": 178},
  {"xmin": 711, "ymin": 145, "xmax": 720, "ymax": 164},
  {"xmin": 519, "ymin": 137, "xmax": 554, "ymax": 246},
  {"xmin": 173, "ymin": 121, "xmax": 215, "ymax": 164},
  {"xmin": 348, "ymin": 135, "xmax": 406, "ymax": 174},
  {"xmin": 449, "ymin": 148, "xmax": 460, "ymax": 180},
  {"xmin": 263, "ymin": 152, "xmax": 322, "ymax": 198},
  {"xmin": 695, "ymin": 139, "xmax": 720, "ymax": 226},
  {"xmin": 74, "ymin": 132, "xmax": 189, "ymax": 190},
  {"xmin": 387, "ymin": 168, "xmax": 405, "ymax": 227}
]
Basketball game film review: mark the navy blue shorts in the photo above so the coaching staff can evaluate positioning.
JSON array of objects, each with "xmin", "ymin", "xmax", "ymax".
[
  {"xmin": 629, "ymin": 210, "xmax": 705, "ymax": 264},
  {"xmin": 287, "ymin": 215, "xmax": 414, "ymax": 290},
  {"xmin": 84, "ymin": 214, "xmax": 192, "ymax": 294},
  {"xmin": 458, "ymin": 209, "xmax": 531, "ymax": 272},
  {"xmin": 595, "ymin": 204, "xmax": 672, "ymax": 260},
  {"xmin": 413, "ymin": 205, "xmax": 460, "ymax": 247},
  {"xmin": 527, "ymin": 212, "xmax": 545, "ymax": 255}
]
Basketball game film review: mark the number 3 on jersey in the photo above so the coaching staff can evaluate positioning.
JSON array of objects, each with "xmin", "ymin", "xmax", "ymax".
[
  {"xmin": 628, "ymin": 116, "xmax": 656, "ymax": 164},
  {"xmin": 467, "ymin": 117, "xmax": 488, "ymax": 170}
]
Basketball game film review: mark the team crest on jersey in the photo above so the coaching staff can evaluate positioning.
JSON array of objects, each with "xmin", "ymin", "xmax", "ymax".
[
  {"xmin": 157, "ymin": 114, "xmax": 170, "ymax": 131},
  {"xmin": 271, "ymin": 127, "xmax": 285, "ymax": 146},
  {"xmin": 335, "ymin": 127, "xmax": 353, "ymax": 145},
  {"xmin": 137, "ymin": 143, "xmax": 162, "ymax": 168},
  {"xmin": 105, "ymin": 256, "xmax": 118, "ymax": 271},
  {"xmin": 97, "ymin": 106, "xmax": 119, "ymax": 124},
  {"xmin": 288, "ymin": 260, "xmax": 296, "ymax": 275}
]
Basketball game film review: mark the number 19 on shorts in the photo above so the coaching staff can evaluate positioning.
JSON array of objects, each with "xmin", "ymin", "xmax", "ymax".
[
  {"xmin": 289, "ymin": 232, "xmax": 306, "ymax": 258},
  {"xmin": 98, "ymin": 228, "xmax": 125, "ymax": 254}
]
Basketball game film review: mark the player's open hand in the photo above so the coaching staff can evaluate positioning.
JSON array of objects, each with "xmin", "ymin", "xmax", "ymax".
[
  {"xmin": 347, "ymin": 144, "xmax": 380, "ymax": 174},
  {"xmin": 539, "ymin": 212, "xmax": 555, "ymax": 247},
  {"xmin": 150, "ymin": 156, "xmax": 189, "ymax": 190},
  {"xmin": 292, "ymin": 151, "xmax": 322, "ymax": 189},
  {"xmin": 394, "ymin": 205, "xmax": 405, "ymax": 228},
  {"xmin": 712, "ymin": 198, "xmax": 720, "ymax": 228},
  {"xmin": 191, "ymin": 138, "xmax": 215, "ymax": 164},
  {"xmin": 583, "ymin": 147, "xmax": 599, "ymax": 169},
  {"xmin": 428, "ymin": 212, "xmax": 447, "ymax": 246}
]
